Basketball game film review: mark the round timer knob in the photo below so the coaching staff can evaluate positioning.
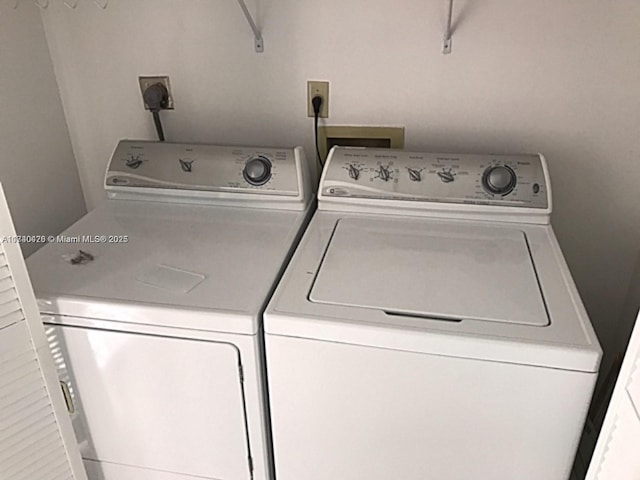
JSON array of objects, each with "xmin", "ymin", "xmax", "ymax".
[
  {"xmin": 482, "ymin": 165, "xmax": 517, "ymax": 195},
  {"xmin": 243, "ymin": 157, "xmax": 272, "ymax": 186}
]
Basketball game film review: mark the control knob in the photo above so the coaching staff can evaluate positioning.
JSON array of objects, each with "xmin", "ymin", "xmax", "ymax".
[
  {"xmin": 482, "ymin": 165, "xmax": 517, "ymax": 195},
  {"xmin": 348, "ymin": 164, "xmax": 360, "ymax": 180},
  {"xmin": 243, "ymin": 156, "xmax": 272, "ymax": 186},
  {"xmin": 437, "ymin": 170, "xmax": 455, "ymax": 183},
  {"xmin": 376, "ymin": 165, "xmax": 391, "ymax": 182},
  {"xmin": 125, "ymin": 155, "xmax": 143, "ymax": 170},
  {"xmin": 408, "ymin": 168, "xmax": 422, "ymax": 182}
]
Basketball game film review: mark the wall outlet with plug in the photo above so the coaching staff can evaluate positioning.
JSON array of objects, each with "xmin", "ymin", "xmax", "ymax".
[
  {"xmin": 307, "ymin": 81, "xmax": 329, "ymax": 118},
  {"xmin": 139, "ymin": 76, "xmax": 174, "ymax": 110}
]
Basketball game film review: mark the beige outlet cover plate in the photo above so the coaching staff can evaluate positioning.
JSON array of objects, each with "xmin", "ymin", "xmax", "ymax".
[{"xmin": 307, "ymin": 81, "xmax": 329, "ymax": 118}]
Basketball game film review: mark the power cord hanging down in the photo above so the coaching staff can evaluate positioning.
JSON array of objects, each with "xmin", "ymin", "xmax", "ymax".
[
  {"xmin": 151, "ymin": 111, "xmax": 165, "ymax": 142},
  {"xmin": 142, "ymin": 83, "xmax": 169, "ymax": 142},
  {"xmin": 312, "ymin": 95, "xmax": 323, "ymax": 171}
]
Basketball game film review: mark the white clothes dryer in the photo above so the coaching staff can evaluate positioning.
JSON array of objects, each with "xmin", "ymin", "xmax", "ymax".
[
  {"xmin": 26, "ymin": 140, "xmax": 313, "ymax": 480},
  {"xmin": 264, "ymin": 147, "xmax": 601, "ymax": 480}
]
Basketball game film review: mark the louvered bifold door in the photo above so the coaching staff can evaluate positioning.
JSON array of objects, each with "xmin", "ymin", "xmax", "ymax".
[
  {"xmin": 586, "ymin": 307, "xmax": 640, "ymax": 480},
  {"xmin": 0, "ymin": 185, "xmax": 87, "ymax": 480}
]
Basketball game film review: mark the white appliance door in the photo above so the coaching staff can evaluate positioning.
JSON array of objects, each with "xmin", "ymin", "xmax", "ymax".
[
  {"xmin": 0, "ymin": 185, "xmax": 88, "ymax": 480},
  {"xmin": 44, "ymin": 321, "xmax": 252, "ymax": 480}
]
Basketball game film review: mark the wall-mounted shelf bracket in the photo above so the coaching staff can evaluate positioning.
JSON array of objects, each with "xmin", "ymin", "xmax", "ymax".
[
  {"xmin": 236, "ymin": 0, "xmax": 264, "ymax": 53},
  {"xmin": 443, "ymin": 0, "xmax": 454, "ymax": 54}
]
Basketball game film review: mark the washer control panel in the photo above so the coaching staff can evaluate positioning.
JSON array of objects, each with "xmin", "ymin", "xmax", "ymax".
[
  {"xmin": 106, "ymin": 140, "xmax": 300, "ymax": 196},
  {"xmin": 321, "ymin": 147, "xmax": 549, "ymax": 209}
]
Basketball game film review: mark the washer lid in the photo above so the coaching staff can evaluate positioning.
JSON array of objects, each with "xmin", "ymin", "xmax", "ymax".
[{"xmin": 309, "ymin": 218, "xmax": 548, "ymax": 326}]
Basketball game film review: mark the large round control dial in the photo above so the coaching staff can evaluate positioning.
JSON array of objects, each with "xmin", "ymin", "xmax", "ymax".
[
  {"xmin": 482, "ymin": 165, "xmax": 517, "ymax": 195},
  {"xmin": 243, "ymin": 156, "xmax": 272, "ymax": 186}
]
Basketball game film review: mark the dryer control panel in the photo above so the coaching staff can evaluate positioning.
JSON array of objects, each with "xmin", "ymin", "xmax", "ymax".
[
  {"xmin": 105, "ymin": 140, "xmax": 312, "ymax": 209},
  {"xmin": 319, "ymin": 147, "xmax": 550, "ymax": 212}
]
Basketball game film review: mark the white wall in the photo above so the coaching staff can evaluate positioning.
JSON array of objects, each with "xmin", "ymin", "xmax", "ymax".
[
  {"xmin": 40, "ymin": 0, "xmax": 639, "ymax": 371},
  {"xmin": 0, "ymin": 3, "xmax": 85, "ymax": 257}
]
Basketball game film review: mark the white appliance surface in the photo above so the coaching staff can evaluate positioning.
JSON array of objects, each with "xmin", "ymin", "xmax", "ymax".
[
  {"xmin": 46, "ymin": 323, "xmax": 249, "ymax": 480},
  {"xmin": 264, "ymin": 146, "xmax": 602, "ymax": 480},
  {"xmin": 310, "ymin": 216, "xmax": 548, "ymax": 326},
  {"xmin": 25, "ymin": 140, "xmax": 313, "ymax": 480},
  {"xmin": 269, "ymin": 211, "xmax": 599, "ymax": 370},
  {"xmin": 28, "ymin": 199, "xmax": 307, "ymax": 334}
]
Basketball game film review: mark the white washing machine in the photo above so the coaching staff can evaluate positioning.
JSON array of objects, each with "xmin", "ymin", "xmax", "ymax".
[
  {"xmin": 26, "ymin": 140, "xmax": 313, "ymax": 480},
  {"xmin": 264, "ymin": 147, "xmax": 602, "ymax": 480}
]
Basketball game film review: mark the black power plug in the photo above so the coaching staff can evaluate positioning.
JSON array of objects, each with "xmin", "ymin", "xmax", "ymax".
[
  {"xmin": 312, "ymin": 95, "xmax": 322, "ymax": 117},
  {"xmin": 312, "ymin": 95, "xmax": 323, "ymax": 170},
  {"xmin": 142, "ymin": 83, "xmax": 169, "ymax": 141}
]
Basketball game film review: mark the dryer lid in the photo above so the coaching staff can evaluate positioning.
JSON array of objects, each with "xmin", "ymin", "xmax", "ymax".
[
  {"xmin": 309, "ymin": 218, "xmax": 549, "ymax": 326},
  {"xmin": 26, "ymin": 200, "xmax": 311, "ymax": 334}
]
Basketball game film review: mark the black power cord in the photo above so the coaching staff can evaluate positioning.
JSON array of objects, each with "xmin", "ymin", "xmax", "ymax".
[
  {"xmin": 151, "ymin": 111, "xmax": 165, "ymax": 142},
  {"xmin": 312, "ymin": 95, "xmax": 323, "ymax": 171},
  {"xmin": 142, "ymin": 83, "xmax": 169, "ymax": 142}
]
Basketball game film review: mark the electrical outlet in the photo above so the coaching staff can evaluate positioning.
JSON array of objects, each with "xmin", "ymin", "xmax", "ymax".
[
  {"xmin": 307, "ymin": 81, "xmax": 329, "ymax": 118},
  {"xmin": 139, "ymin": 76, "xmax": 174, "ymax": 110}
]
